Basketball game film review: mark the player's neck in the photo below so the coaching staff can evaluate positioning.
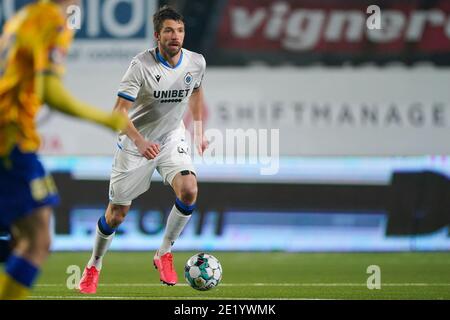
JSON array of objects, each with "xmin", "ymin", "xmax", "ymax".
[{"xmin": 157, "ymin": 46, "xmax": 182, "ymax": 68}]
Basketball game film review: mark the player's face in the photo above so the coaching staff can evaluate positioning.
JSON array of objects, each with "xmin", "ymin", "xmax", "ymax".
[{"xmin": 157, "ymin": 19, "xmax": 185, "ymax": 57}]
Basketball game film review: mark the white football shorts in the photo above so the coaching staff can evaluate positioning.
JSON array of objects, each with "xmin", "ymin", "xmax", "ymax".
[{"xmin": 108, "ymin": 133, "xmax": 196, "ymax": 206}]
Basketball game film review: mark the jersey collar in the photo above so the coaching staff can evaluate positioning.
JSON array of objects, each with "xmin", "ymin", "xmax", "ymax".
[{"xmin": 155, "ymin": 48, "xmax": 183, "ymax": 69}]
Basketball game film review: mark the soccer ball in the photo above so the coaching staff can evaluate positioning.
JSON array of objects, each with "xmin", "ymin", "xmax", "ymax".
[{"xmin": 184, "ymin": 253, "xmax": 222, "ymax": 291}]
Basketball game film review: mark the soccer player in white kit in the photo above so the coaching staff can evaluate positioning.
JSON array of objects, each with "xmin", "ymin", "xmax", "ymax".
[{"xmin": 79, "ymin": 6, "xmax": 208, "ymax": 293}]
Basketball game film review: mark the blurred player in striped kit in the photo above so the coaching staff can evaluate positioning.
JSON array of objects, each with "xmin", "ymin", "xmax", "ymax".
[{"xmin": 0, "ymin": 0, "xmax": 127, "ymax": 299}]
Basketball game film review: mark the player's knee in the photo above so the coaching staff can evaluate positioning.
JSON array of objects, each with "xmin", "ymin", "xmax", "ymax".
[
  {"xmin": 35, "ymin": 235, "xmax": 51, "ymax": 258},
  {"xmin": 179, "ymin": 185, "xmax": 198, "ymax": 205},
  {"xmin": 108, "ymin": 215, "xmax": 125, "ymax": 228},
  {"xmin": 107, "ymin": 204, "xmax": 129, "ymax": 228},
  {"xmin": 16, "ymin": 232, "xmax": 51, "ymax": 260},
  {"xmin": 30, "ymin": 230, "xmax": 51, "ymax": 251},
  {"xmin": 13, "ymin": 210, "xmax": 51, "ymax": 254}
]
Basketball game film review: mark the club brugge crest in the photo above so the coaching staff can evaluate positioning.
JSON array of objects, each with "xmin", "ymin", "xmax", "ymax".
[{"xmin": 184, "ymin": 72, "xmax": 193, "ymax": 85}]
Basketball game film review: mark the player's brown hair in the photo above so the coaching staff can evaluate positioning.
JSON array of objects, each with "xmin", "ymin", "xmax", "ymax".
[{"xmin": 153, "ymin": 5, "xmax": 184, "ymax": 33}]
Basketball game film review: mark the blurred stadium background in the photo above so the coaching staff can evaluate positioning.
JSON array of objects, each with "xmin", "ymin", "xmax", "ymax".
[
  {"xmin": 1, "ymin": 1, "xmax": 450, "ymax": 300},
  {"xmin": 0, "ymin": 0, "xmax": 447, "ymax": 253}
]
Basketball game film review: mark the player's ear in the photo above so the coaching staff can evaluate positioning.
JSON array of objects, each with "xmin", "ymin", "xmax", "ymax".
[{"xmin": 154, "ymin": 31, "xmax": 160, "ymax": 41}]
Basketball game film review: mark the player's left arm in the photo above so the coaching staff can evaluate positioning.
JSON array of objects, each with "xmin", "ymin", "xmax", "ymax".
[{"xmin": 189, "ymin": 87, "xmax": 208, "ymax": 155}]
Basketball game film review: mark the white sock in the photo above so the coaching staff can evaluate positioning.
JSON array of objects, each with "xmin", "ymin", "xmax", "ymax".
[
  {"xmin": 87, "ymin": 225, "xmax": 115, "ymax": 270},
  {"xmin": 158, "ymin": 205, "xmax": 192, "ymax": 256}
]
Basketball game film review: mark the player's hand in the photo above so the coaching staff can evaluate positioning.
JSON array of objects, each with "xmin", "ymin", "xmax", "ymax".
[
  {"xmin": 106, "ymin": 111, "xmax": 128, "ymax": 132},
  {"xmin": 196, "ymin": 135, "xmax": 209, "ymax": 156},
  {"xmin": 135, "ymin": 138, "xmax": 160, "ymax": 160}
]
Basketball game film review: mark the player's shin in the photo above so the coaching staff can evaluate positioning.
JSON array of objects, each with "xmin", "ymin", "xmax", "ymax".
[
  {"xmin": 87, "ymin": 216, "xmax": 116, "ymax": 270},
  {"xmin": 158, "ymin": 198, "xmax": 195, "ymax": 256}
]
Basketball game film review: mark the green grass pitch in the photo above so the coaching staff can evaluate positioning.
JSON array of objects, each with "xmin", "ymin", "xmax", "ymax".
[{"xmin": 29, "ymin": 251, "xmax": 449, "ymax": 300}]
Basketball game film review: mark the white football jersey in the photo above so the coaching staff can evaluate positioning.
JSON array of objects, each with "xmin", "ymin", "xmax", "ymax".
[{"xmin": 116, "ymin": 47, "xmax": 206, "ymax": 154}]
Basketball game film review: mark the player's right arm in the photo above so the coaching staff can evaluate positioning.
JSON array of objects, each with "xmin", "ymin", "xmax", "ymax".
[
  {"xmin": 113, "ymin": 97, "xmax": 160, "ymax": 160},
  {"xmin": 34, "ymin": 14, "xmax": 127, "ymax": 132},
  {"xmin": 41, "ymin": 74, "xmax": 127, "ymax": 132}
]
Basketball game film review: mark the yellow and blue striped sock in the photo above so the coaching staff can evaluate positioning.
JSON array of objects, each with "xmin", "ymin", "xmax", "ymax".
[{"xmin": 0, "ymin": 255, "xmax": 39, "ymax": 300}]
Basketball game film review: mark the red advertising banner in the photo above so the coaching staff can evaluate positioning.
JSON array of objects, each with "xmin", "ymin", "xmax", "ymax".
[{"xmin": 206, "ymin": 0, "xmax": 450, "ymax": 65}]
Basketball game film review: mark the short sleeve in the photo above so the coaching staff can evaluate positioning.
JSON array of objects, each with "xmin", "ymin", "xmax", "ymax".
[
  {"xmin": 194, "ymin": 55, "xmax": 206, "ymax": 89},
  {"xmin": 117, "ymin": 58, "xmax": 143, "ymax": 102}
]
